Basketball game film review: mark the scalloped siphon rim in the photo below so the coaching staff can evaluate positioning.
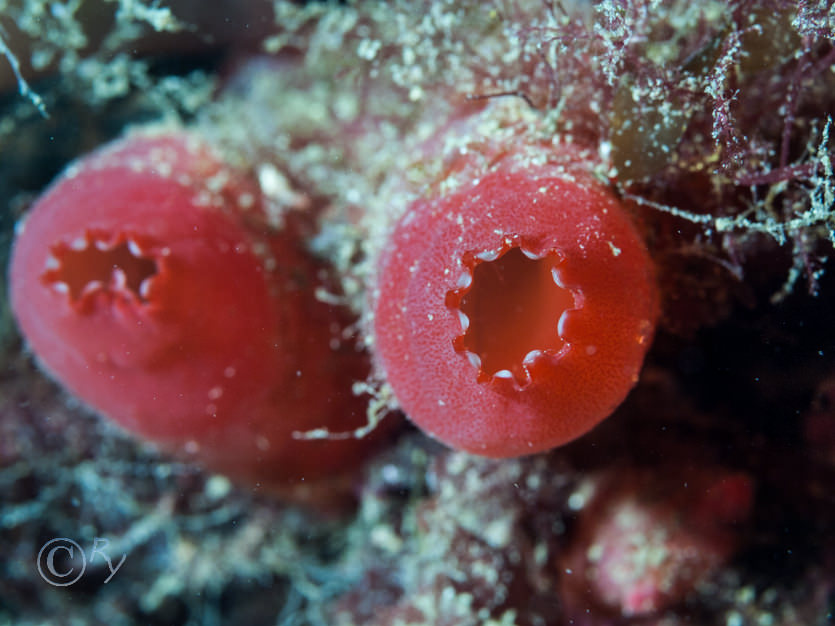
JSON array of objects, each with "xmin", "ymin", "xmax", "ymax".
[{"xmin": 444, "ymin": 235, "xmax": 585, "ymax": 390}]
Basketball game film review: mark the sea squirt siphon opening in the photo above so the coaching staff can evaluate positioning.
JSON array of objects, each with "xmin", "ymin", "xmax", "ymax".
[
  {"xmin": 447, "ymin": 244, "xmax": 576, "ymax": 386},
  {"xmin": 41, "ymin": 232, "xmax": 159, "ymax": 305}
]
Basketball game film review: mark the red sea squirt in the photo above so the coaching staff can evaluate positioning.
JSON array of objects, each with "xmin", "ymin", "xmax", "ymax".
[
  {"xmin": 9, "ymin": 131, "xmax": 376, "ymax": 490},
  {"xmin": 373, "ymin": 158, "xmax": 658, "ymax": 456}
]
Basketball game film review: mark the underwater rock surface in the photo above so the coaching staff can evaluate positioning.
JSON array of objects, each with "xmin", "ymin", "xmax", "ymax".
[{"xmin": 1, "ymin": 1, "xmax": 833, "ymax": 624}]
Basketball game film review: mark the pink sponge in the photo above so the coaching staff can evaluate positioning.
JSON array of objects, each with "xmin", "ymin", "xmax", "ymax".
[{"xmin": 560, "ymin": 468, "xmax": 754, "ymax": 617}]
